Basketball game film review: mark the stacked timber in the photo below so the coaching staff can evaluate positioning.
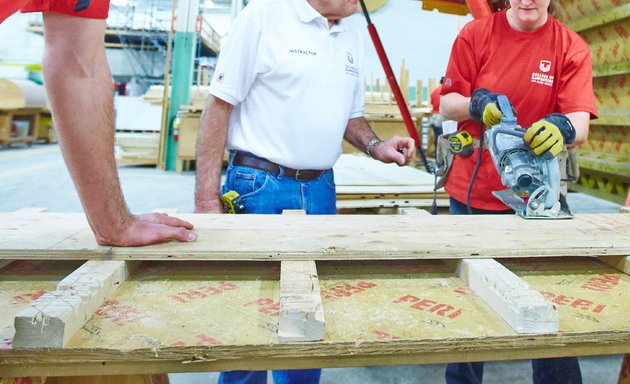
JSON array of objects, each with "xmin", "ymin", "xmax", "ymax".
[
  {"xmin": 333, "ymin": 154, "xmax": 448, "ymax": 213},
  {"xmin": 141, "ymin": 85, "xmax": 210, "ymax": 111},
  {"xmin": 114, "ymin": 96, "xmax": 162, "ymax": 165},
  {"xmin": 0, "ymin": 78, "xmax": 51, "ymax": 147}
]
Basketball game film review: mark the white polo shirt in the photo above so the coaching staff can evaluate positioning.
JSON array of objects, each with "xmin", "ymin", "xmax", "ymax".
[{"xmin": 209, "ymin": 0, "xmax": 365, "ymax": 170}]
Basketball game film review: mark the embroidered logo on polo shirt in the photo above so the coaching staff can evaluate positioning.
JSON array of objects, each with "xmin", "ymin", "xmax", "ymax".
[
  {"xmin": 289, "ymin": 49, "xmax": 317, "ymax": 56},
  {"xmin": 216, "ymin": 73, "xmax": 225, "ymax": 82},
  {"xmin": 531, "ymin": 59, "xmax": 554, "ymax": 87},
  {"xmin": 345, "ymin": 52, "xmax": 358, "ymax": 77}
]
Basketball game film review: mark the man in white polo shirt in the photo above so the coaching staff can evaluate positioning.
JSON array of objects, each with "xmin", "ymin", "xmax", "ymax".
[{"xmin": 194, "ymin": 0, "xmax": 415, "ymax": 381}]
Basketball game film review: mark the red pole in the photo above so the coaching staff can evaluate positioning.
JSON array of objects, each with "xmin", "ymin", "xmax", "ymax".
[{"xmin": 359, "ymin": 0, "xmax": 430, "ymax": 171}]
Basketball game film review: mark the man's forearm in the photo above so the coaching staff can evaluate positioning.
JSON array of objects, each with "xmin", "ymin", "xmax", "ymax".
[
  {"xmin": 43, "ymin": 15, "xmax": 133, "ymax": 244},
  {"xmin": 194, "ymin": 95, "xmax": 232, "ymax": 212},
  {"xmin": 343, "ymin": 117, "xmax": 380, "ymax": 155}
]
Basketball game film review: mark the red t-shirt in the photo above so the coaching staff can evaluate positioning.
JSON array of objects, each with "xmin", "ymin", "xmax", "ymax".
[
  {"xmin": 430, "ymin": 85, "xmax": 442, "ymax": 114},
  {"xmin": 441, "ymin": 10, "xmax": 598, "ymax": 211},
  {"xmin": 1, "ymin": 0, "xmax": 109, "ymax": 24}
]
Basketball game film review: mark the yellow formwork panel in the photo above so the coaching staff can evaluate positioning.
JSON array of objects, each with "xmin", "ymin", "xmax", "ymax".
[
  {"xmin": 581, "ymin": 20, "xmax": 630, "ymax": 67},
  {"xmin": 555, "ymin": 1, "xmax": 630, "ymax": 203},
  {"xmin": 556, "ymin": 0, "xmax": 630, "ymax": 24},
  {"xmin": 593, "ymin": 74, "xmax": 630, "ymax": 117},
  {"xmin": 582, "ymin": 125, "xmax": 630, "ymax": 156}
]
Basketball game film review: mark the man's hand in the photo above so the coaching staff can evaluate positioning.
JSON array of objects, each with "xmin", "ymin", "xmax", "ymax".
[
  {"xmin": 524, "ymin": 113, "xmax": 576, "ymax": 157},
  {"xmin": 469, "ymin": 88, "xmax": 505, "ymax": 127},
  {"xmin": 370, "ymin": 136, "xmax": 416, "ymax": 166},
  {"xmin": 96, "ymin": 213, "xmax": 197, "ymax": 247}
]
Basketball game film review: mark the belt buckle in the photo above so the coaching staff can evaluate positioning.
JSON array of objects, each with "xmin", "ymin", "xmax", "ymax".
[{"xmin": 294, "ymin": 169, "xmax": 308, "ymax": 182}]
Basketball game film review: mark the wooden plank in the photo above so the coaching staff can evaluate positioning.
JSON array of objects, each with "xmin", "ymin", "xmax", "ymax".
[
  {"xmin": 1, "ymin": 213, "xmax": 629, "ymax": 261},
  {"xmin": 336, "ymin": 198, "xmax": 449, "ymax": 210},
  {"xmin": 13, "ymin": 261, "xmax": 129, "ymax": 348},
  {"xmin": 278, "ymin": 260, "xmax": 325, "ymax": 342},
  {"xmin": 336, "ymin": 185, "xmax": 441, "ymax": 195},
  {"xmin": 457, "ymin": 259, "xmax": 558, "ymax": 334},
  {"xmin": 333, "ymin": 154, "xmax": 435, "ymax": 186},
  {"xmin": 0, "ymin": 260, "xmax": 86, "ymax": 350}
]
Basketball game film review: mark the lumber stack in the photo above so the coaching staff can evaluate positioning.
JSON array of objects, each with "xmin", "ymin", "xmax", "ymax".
[
  {"xmin": 114, "ymin": 96, "xmax": 163, "ymax": 165},
  {"xmin": 0, "ymin": 78, "xmax": 50, "ymax": 148},
  {"xmin": 333, "ymin": 154, "xmax": 448, "ymax": 213}
]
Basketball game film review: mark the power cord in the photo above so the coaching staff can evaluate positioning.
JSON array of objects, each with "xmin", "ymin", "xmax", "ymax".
[{"xmin": 466, "ymin": 121, "xmax": 486, "ymax": 214}]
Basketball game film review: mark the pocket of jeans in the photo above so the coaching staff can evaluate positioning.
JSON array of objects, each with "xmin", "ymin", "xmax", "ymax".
[{"xmin": 230, "ymin": 168, "xmax": 270, "ymax": 199}]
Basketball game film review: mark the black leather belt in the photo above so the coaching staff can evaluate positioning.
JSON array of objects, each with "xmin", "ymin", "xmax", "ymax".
[{"xmin": 232, "ymin": 152, "xmax": 327, "ymax": 182}]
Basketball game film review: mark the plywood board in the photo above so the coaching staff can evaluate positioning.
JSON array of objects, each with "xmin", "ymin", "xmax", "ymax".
[
  {"xmin": 333, "ymin": 154, "xmax": 435, "ymax": 186},
  {"xmin": 1, "ymin": 258, "xmax": 629, "ymax": 376},
  {"xmin": 1, "ymin": 212, "xmax": 629, "ymax": 261}
]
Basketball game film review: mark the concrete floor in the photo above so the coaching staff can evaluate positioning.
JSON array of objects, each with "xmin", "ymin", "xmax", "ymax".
[{"xmin": 0, "ymin": 143, "xmax": 625, "ymax": 383}]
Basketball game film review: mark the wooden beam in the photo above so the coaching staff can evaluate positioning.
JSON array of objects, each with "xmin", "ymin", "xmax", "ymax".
[
  {"xmin": 1, "ymin": 213, "xmax": 629, "ymax": 261},
  {"xmin": 457, "ymin": 259, "xmax": 558, "ymax": 334},
  {"xmin": 278, "ymin": 260, "xmax": 325, "ymax": 342},
  {"xmin": 396, "ymin": 207, "xmax": 430, "ymax": 215},
  {"xmin": 13, "ymin": 261, "xmax": 129, "ymax": 348}
]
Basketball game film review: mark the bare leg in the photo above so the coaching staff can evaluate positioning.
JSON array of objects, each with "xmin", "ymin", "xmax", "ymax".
[{"xmin": 42, "ymin": 12, "xmax": 196, "ymax": 246}]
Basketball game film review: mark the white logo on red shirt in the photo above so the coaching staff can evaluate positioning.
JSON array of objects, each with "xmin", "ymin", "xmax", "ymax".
[{"xmin": 539, "ymin": 60, "xmax": 552, "ymax": 73}]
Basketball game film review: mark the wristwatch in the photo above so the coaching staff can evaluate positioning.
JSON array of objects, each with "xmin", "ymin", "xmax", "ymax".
[{"xmin": 365, "ymin": 138, "xmax": 382, "ymax": 158}]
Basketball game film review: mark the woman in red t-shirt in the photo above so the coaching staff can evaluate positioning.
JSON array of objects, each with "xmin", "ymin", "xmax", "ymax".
[
  {"xmin": 440, "ymin": 0, "xmax": 597, "ymax": 383},
  {"xmin": 440, "ymin": 0, "xmax": 597, "ymax": 213}
]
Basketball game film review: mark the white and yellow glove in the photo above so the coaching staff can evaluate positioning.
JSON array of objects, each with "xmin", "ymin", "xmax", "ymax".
[{"xmin": 524, "ymin": 113, "xmax": 576, "ymax": 157}]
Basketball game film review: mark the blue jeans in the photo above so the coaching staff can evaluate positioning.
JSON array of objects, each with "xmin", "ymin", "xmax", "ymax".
[
  {"xmin": 446, "ymin": 198, "xmax": 582, "ymax": 384},
  {"xmin": 221, "ymin": 151, "xmax": 336, "ymax": 215},
  {"xmin": 218, "ymin": 152, "xmax": 333, "ymax": 384}
]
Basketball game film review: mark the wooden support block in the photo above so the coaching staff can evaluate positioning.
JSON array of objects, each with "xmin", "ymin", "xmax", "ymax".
[
  {"xmin": 599, "ymin": 256, "xmax": 630, "ymax": 276},
  {"xmin": 396, "ymin": 207, "xmax": 430, "ymax": 216},
  {"xmin": 278, "ymin": 260, "xmax": 325, "ymax": 343},
  {"xmin": 457, "ymin": 258, "xmax": 558, "ymax": 334},
  {"xmin": 13, "ymin": 260, "xmax": 129, "ymax": 348},
  {"xmin": 281, "ymin": 210, "xmax": 307, "ymax": 215}
]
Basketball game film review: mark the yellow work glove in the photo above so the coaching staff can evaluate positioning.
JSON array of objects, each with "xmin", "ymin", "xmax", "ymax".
[
  {"xmin": 524, "ymin": 113, "xmax": 576, "ymax": 157},
  {"xmin": 482, "ymin": 102, "xmax": 502, "ymax": 127},
  {"xmin": 469, "ymin": 88, "xmax": 511, "ymax": 127}
]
